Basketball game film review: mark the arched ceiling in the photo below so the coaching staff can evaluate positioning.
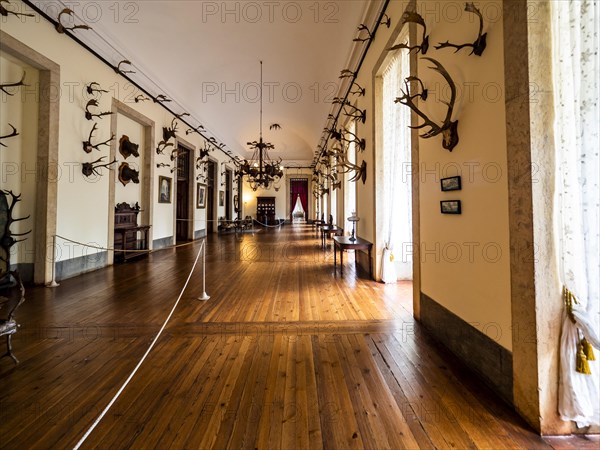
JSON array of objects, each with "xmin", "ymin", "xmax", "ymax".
[{"xmin": 72, "ymin": 0, "xmax": 372, "ymax": 165}]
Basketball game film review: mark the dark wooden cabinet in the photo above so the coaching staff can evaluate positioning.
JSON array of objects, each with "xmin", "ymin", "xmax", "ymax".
[
  {"xmin": 114, "ymin": 203, "xmax": 151, "ymax": 262},
  {"xmin": 256, "ymin": 197, "xmax": 276, "ymax": 225}
]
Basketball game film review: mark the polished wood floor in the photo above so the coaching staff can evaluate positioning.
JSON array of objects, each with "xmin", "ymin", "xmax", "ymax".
[{"xmin": 0, "ymin": 224, "xmax": 598, "ymax": 449}]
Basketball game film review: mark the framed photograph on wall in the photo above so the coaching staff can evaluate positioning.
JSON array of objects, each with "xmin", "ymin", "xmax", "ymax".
[
  {"xmin": 441, "ymin": 176, "xmax": 462, "ymax": 192},
  {"xmin": 158, "ymin": 176, "xmax": 172, "ymax": 204},
  {"xmin": 197, "ymin": 183, "xmax": 206, "ymax": 209},
  {"xmin": 440, "ymin": 200, "xmax": 462, "ymax": 214},
  {"xmin": 219, "ymin": 190, "xmax": 224, "ymax": 207},
  {"xmin": 233, "ymin": 194, "xmax": 239, "ymax": 212}
]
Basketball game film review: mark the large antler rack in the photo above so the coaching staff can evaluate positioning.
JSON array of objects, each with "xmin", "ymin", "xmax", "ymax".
[
  {"xmin": 0, "ymin": 124, "xmax": 19, "ymax": 147},
  {"xmin": 435, "ymin": 2, "xmax": 487, "ymax": 56},
  {"xmin": 55, "ymin": 8, "xmax": 91, "ymax": 34},
  {"xmin": 82, "ymin": 123, "xmax": 114, "ymax": 153},
  {"xmin": 387, "ymin": 11, "xmax": 429, "ymax": 54},
  {"xmin": 114, "ymin": 60, "xmax": 136, "ymax": 75},
  {"xmin": 85, "ymin": 99, "xmax": 113, "ymax": 121},
  {"xmin": 394, "ymin": 57, "xmax": 459, "ymax": 151},
  {"xmin": 0, "ymin": 0, "xmax": 34, "ymax": 18},
  {"xmin": 0, "ymin": 71, "xmax": 27, "ymax": 96},
  {"xmin": 81, "ymin": 157, "xmax": 117, "ymax": 177}
]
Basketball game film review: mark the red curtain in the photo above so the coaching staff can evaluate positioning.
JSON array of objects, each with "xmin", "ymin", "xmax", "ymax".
[{"xmin": 290, "ymin": 178, "xmax": 308, "ymax": 220}]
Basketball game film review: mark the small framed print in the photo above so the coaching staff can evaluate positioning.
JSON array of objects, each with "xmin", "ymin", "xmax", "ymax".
[
  {"xmin": 197, "ymin": 183, "xmax": 206, "ymax": 209},
  {"xmin": 440, "ymin": 200, "xmax": 461, "ymax": 214},
  {"xmin": 219, "ymin": 190, "xmax": 224, "ymax": 207},
  {"xmin": 158, "ymin": 176, "xmax": 172, "ymax": 204},
  {"xmin": 441, "ymin": 176, "xmax": 462, "ymax": 192}
]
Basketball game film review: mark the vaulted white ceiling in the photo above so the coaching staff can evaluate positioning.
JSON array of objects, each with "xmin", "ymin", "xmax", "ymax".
[{"xmin": 73, "ymin": 0, "xmax": 372, "ymax": 165}]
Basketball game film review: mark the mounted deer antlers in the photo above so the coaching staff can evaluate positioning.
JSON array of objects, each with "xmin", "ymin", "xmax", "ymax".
[
  {"xmin": 134, "ymin": 94, "xmax": 150, "ymax": 103},
  {"xmin": 0, "ymin": 190, "xmax": 31, "ymax": 269},
  {"xmin": 0, "ymin": 124, "xmax": 19, "ymax": 147},
  {"xmin": 85, "ymin": 82, "xmax": 108, "ymax": 96},
  {"xmin": 82, "ymin": 123, "xmax": 114, "ymax": 153},
  {"xmin": 163, "ymin": 118, "xmax": 178, "ymax": 142},
  {"xmin": 154, "ymin": 94, "xmax": 171, "ymax": 103},
  {"xmin": 353, "ymin": 24, "xmax": 373, "ymax": 43},
  {"xmin": 55, "ymin": 8, "xmax": 91, "ymax": 34},
  {"xmin": 81, "ymin": 157, "xmax": 117, "ymax": 177},
  {"xmin": 395, "ymin": 57, "xmax": 459, "ymax": 151},
  {"xmin": 339, "ymin": 69, "xmax": 356, "ymax": 79},
  {"xmin": 334, "ymin": 99, "xmax": 367, "ymax": 124},
  {"xmin": 0, "ymin": 0, "xmax": 34, "ymax": 18},
  {"xmin": 388, "ymin": 11, "xmax": 429, "ymax": 54},
  {"xmin": 156, "ymin": 141, "xmax": 173, "ymax": 155},
  {"xmin": 85, "ymin": 99, "xmax": 113, "ymax": 120},
  {"xmin": 333, "ymin": 155, "xmax": 367, "ymax": 184},
  {"xmin": 435, "ymin": 2, "xmax": 487, "ymax": 56},
  {"xmin": 114, "ymin": 60, "xmax": 135, "ymax": 75},
  {"xmin": 186, "ymin": 125, "xmax": 205, "ymax": 135},
  {"xmin": 0, "ymin": 71, "xmax": 27, "ymax": 96},
  {"xmin": 350, "ymin": 81, "xmax": 366, "ymax": 97}
]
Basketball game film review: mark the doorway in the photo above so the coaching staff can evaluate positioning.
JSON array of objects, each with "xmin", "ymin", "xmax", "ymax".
[
  {"xmin": 176, "ymin": 145, "xmax": 191, "ymax": 242},
  {"xmin": 225, "ymin": 169, "xmax": 232, "ymax": 221},
  {"xmin": 289, "ymin": 178, "xmax": 309, "ymax": 221},
  {"xmin": 207, "ymin": 160, "xmax": 217, "ymax": 233}
]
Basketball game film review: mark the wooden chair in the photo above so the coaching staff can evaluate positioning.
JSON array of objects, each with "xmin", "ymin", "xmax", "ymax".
[{"xmin": 0, "ymin": 271, "xmax": 25, "ymax": 364}]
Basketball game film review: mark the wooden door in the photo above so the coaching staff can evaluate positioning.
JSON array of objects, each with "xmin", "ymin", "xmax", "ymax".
[
  {"xmin": 207, "ymin": 160, "xmax": 216, "ymax": 233},
  {"xmin": 176, "ymin": 147, "xmax": 190, "ymax": 241}
]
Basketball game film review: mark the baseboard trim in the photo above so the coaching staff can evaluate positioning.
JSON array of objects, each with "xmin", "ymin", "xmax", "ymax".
[
  {"xmin": 420, "ymin": 292, "xmax": 514, "ymax": 405},
  {"xmin": 56, "ymin": 252, "xmax": 108, "ymax": 281},
  {"xmin": 153, "ymin": 236, "xmax": 173, "ymax": 250}
]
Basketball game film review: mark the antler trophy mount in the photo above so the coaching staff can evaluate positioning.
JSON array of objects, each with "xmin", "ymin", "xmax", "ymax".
[
  {"xmin": 435, "ymin": 3, "xmax": 487, "ymax": 56},
  {"xmin": 395, "ymin": 57, "xmax": 459, "ymax": 152}
]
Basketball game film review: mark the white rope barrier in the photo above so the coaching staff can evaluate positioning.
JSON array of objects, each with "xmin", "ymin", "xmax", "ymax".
[{"xmin": 72, "ymin": 239, "xmax": 207, "ymax": 450}]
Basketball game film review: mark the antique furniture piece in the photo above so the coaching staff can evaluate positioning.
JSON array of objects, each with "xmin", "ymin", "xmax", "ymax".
[
  {"xmin": 333, "ymin": 235, "xmax": 373, "ymax": 279},
  {"xmin": 114, "ymin": 203, "xmax": 151, "ymax": 262},
  {"xmin": 321, "ymin": 225, "xmax": 343, "ymax": 248},
  {"xmin": 256, "ymin": 197, "xmax": 276, "ymax": 225},
  {"xmin": 0, "ymin": 271, "xmax": 25, "ymax": 364}
]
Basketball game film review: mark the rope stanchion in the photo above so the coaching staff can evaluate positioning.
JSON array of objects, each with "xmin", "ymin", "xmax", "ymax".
[
  {"xmin": 46, "ymin": 234, "xmax": 60, "ymax": 288},
  {"xmin": 72, "ymin": 239, "xmax": 207, "ymax": 450},
  {"xmin": 198, "ymin": 241, "xmax": 210, "ymax": 301}
]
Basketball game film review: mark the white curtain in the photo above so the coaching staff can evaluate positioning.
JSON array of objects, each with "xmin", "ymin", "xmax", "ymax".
[
  {"xmin": 292, "ymin": 195, "xmax": 304, "ymax": 214},
  {"xmin": 381, "ymin": 49, "xmax": 412, "ymax": 282},
  {"xmin": 553, "ymin": 0, "xmax": 600, "ymax": 427}
]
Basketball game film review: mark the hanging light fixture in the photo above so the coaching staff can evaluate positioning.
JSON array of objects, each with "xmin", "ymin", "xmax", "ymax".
[{"xmin": 239, "ymin": 61, "xmax": 284, "ymax": 191}]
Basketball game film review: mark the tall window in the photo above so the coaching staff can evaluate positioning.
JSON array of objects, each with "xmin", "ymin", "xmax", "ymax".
[
  {"xmin": 381, "ymin": 47, "xmax": 412, "ymax": 280},
  {"xmin": 553, "ymin": 0, "xmax": 599, "ymax": 426},
  {"xmin": 344, "ymin": 122, "xmax": 357, "ymax": 233}
]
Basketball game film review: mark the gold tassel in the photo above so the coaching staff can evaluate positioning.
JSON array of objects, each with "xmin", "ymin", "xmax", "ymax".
[
  {"xmin": 576, "ymin": 342, "xmax": 592, "ymax": 375},
  {"xmin": 582, "ymin": 337, "xmax": 596, "ymax": 361}
]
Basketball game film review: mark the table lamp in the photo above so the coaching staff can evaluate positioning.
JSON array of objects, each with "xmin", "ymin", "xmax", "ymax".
[{"xmin": 348, "ymin": 211, "xmax": 359, "ymax": 242}]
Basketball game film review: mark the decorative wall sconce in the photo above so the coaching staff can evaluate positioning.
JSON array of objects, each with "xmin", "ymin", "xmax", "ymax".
[
  {"xmin": 85, "ymin": 99, "xmax": 113, "ymax": 120},
  {"xmin": 0, "ymin": 124, "xmax": 19, "ymax": 148},
  {"xmin": 82, "ymin": 123, "xmax": 114, "ymax": 153},
  {"xmin": 435, "ymin": 2, "xmax": 487, "ymax": 56},
  {"xmin": 1, "ymin": 71, "xmax": 27, "ymax": 96},
  {"xmin": 388, "ymin": 11, "xmax": 429, "ymax": 54},
  {"xmin": 55, "ymin": 8, "xmax": 91, "ymax": 34},
  {"xmin": 394, "ymin": 57, "xmax": 459, "ymax": 151}
]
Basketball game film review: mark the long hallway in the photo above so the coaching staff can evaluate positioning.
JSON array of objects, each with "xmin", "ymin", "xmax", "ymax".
[{"xmin": 0, "ymin": 224, "xmax": 596, "ymax": 449}]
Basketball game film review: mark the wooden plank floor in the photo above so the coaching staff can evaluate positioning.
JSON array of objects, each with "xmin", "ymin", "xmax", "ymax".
[{"xmin": 0, "ymin": 223, "xmax": 598, "ymax": 449}]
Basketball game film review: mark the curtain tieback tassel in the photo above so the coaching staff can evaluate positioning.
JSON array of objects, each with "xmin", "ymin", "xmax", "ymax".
[
  {"xmin": 576, "ymin": 341, "xmax": 592, "ymax": 375},
  {"xmin": 582, "ymin": 337, "xmax": 596, "ymax": 361}
]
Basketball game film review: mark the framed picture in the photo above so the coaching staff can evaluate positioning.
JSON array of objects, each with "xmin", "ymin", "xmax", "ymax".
[
  {"xmin": 440, "ymin": 200, "xmax": 462, "ymax": 214},
  {"xmin": 441, "ymin": 176, "xmax": 462, "ymax": 192},
  {"xmin": 197, "ymin": 183, "xmax": 206, "ymax": 209},
  {"xmin": 219, "ymin": 190, "xmax": 224, "ymax": 207},
  {"xmin": 233, "ymin": 194, "xmax": 239, "ymax": 212},
  {"xmin": 158, "ymin": 176, "xmax": 172, "ymax": 204}
]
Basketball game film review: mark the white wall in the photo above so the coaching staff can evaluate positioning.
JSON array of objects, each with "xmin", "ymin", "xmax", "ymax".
[
  {"xmin": 0, "ymin": 54, "xmax": 39, "ymax": 267},
  {"xmin": 1, "ymin": 5, "xmax": 234, "ymax": 267}
]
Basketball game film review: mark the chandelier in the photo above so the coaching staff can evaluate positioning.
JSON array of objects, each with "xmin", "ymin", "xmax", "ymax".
[{"xmin": 239, "ymin": 61, "xmax": 284, "ymax": 191}]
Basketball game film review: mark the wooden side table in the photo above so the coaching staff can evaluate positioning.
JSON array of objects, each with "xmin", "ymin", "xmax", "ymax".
[
  {"xmin": 321, "ymin": 225, "xmax": 343, "ymax": 248},
  {"xmin": 333, "ymin": 236, "xmax": 373, "ymax": 279}
]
